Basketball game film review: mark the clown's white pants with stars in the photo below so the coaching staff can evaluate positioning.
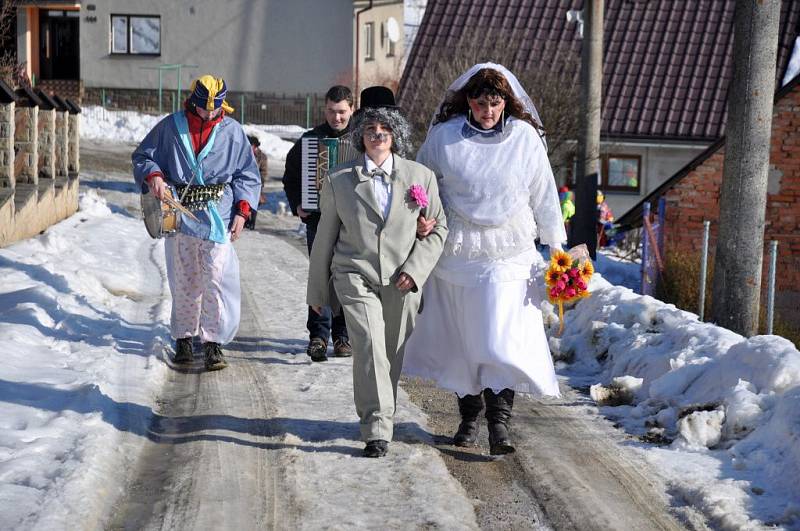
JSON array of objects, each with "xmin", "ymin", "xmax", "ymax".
[{"xmin": 164, "ymin": 232, "xmax": 241, "ymax": 345}]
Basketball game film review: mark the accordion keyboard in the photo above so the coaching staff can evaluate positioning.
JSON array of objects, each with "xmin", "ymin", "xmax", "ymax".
[{"xmin": 301, "ymin": 137, "xmax": 320, "ymax": 211}]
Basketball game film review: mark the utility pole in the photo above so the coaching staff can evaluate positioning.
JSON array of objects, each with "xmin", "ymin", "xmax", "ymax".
[
  {"xmin": 569, "ymin": 0, "xmax": 603, "ymax": 259},
  {"xmin": 711, "ymin": 0, "xmax": 780, "ymax": 336}
]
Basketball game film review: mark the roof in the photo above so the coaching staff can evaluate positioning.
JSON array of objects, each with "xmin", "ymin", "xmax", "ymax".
[
  {"xmin": 34, "ymin": 89, "xmax": 57, "ymax": 110},
  {"xmin": 64, "ymin": 98, "xmax": 81, "ymax": 114},
  {"xmin": 615, "ymin": 72, "xmax": 800, "ymax": 227},
  {"xmin": 14, "ymin": 86, "xmax": 42, "ymax": 108},
  {"xmin": 399, "ymin": 0, "xmax": 800, "ymax": 143},
  {"xmin": 0, "ymin": 79, "xmax": 15, "ymax": 104},
  {"xmin": 51, "ymin": 94, "xmax": 69, "ymax": 112}
]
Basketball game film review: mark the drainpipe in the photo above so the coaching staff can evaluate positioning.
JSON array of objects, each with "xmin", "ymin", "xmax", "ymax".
[{"xmin": 355, "ymin": 0, "xmax": 374, "ymax": 104}]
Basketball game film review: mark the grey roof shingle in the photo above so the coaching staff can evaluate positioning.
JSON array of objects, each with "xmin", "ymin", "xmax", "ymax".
[{"xmin": 399, "ymin": 0, "xmax": 800, "ymax": 142}]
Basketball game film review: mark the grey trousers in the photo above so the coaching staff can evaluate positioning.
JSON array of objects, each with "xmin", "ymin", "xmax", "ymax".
[{"xmin": 334, "ymin": 273, "xmax": 421, "ymax": 442}]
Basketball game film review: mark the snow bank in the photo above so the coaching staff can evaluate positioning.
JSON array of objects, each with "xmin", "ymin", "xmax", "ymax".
[
  {"xmin": 80, "ymin": 106, "xmax": 294, "ymax": 160},
  {"xmin": 80, "ymin": 106, "xmax": 165, "ymax": 144},
  {"xmin": 0, "ymin": 191, "xmax": 170, "ymax": 529},
  {"xmin": 241, "ymin": 124, "xmax": 294, "ymax": 161},
  {"xmin": 548, "ymin": 273, "xmax": 800, "ymax": 529}
]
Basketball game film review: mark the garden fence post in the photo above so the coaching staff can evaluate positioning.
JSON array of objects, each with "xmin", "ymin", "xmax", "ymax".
[
  {"xmin": 641, "ymin": 202, "xmax": 650, "ymax": 295},
  {"xmin": 699, "ymin": 220, "xmax": 711, "ymax": 320},
  {"xmin": 158, "ymin": 69, "xmax": 163, "ymax": 114},
  {"xmin": 766, "ymin": 240, "xmax": 778, "ymax": 334}
]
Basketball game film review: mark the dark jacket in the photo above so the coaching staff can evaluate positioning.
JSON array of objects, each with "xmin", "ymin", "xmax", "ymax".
[{"xmin": 282, "ymin": 121, "xmax": 352, "ymax": 222}]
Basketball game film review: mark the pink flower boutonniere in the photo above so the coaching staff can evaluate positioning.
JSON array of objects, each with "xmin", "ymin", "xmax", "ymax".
[{"xmin": 408, "ymin": 184, "xmax": 429, "ymax": 209}]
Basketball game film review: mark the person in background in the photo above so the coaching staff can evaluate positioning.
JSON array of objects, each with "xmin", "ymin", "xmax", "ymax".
[
  {"xmin": 597, "ymin": 190, "xmax": 615, "ymax": 247},
  {"xmin": 282, "ymin": 86, "xmax": 355, "ymax": 361},
  {"xmin": 132, "ymin": 74, "xmax": 261, "ymax": 371},
  {"xmin": 244, "ymin": 134, "xmax": 269, "ymax": 230},
  {"xmin": 559, "ymin": 185, "xmax": 575, "ymax": 233}
]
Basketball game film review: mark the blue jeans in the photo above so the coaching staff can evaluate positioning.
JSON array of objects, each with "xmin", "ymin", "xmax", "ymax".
[{"xmin": 306, "ymin": 214, "xmax": 348, "ymax": 343}]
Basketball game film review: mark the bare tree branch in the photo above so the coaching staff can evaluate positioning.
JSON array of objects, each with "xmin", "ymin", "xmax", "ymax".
[{"xmin": 0, "ymin": 0, "xmax": 21, "ymax": 87}]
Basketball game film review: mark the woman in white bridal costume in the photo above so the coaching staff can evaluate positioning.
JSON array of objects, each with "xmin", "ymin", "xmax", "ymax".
[{"xmin": 403, "ymin": 63, "xmax": 566, "ymax": 455}]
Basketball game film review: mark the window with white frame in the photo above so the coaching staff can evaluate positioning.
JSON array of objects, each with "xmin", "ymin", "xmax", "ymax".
[
  {"xmin": 364, "ymin": 22, "xmax": 374, "ymax": 60},
  {"xmin": 111, "ymin": 15, "xmax": 161, "ymax": 55}
]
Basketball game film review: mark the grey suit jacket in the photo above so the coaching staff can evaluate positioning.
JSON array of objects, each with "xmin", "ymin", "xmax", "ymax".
[{"xmin": 306, "ymin": 155, "xmax": 448, "ymax": 308}]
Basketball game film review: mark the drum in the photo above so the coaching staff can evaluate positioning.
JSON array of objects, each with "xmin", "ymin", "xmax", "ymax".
[{"xmin": 141, "ymin": 187, "xmax": 181, "ymax": 239}]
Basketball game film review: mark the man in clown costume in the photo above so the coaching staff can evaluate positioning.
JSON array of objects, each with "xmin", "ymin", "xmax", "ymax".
[{"xmin": 133, "ymin": 75, "xmax": 261, "ymax": 371}]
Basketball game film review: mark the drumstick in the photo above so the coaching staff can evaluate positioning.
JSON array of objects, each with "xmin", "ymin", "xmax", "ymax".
[{"xmin": 162, "ymin": 194, "xmax": 201, "ymax": 222}]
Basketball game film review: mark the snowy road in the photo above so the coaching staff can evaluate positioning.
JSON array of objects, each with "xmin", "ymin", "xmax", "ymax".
[
  {"xmin": 4, "ymin": 115, "xmax": 798, "ymax": 528},
  {"xmin": 110, "ymin": 222, "xmax": 477, "ymax": 529},
  {"xmin": 81, "ymin": 143, "xmax": 691, "ymax": 529},
  {"xmin": 106, "ymin": 213, "xmax": 689, "ymax": 530}
]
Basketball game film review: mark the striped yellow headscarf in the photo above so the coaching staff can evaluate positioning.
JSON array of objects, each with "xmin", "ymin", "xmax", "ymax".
[{"xmin": 189, "ymin": 75, "xmax": 235, "ymax": 114}]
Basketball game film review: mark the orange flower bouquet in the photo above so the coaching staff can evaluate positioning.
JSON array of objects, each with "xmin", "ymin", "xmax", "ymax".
[{"xmin": 546, "ymin": 244, "xmax": 594, "ymax": 334}]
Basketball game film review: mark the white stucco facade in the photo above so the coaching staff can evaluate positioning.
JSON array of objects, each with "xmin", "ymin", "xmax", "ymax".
[{"xmin": 79, "ymin": 0, "xmax": 357, "ymax": 93}]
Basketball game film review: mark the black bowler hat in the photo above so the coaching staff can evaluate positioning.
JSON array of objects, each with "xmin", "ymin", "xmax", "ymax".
[{"xmin": 359, "ymin": 86, "xmax": 397, "ymax": 109}]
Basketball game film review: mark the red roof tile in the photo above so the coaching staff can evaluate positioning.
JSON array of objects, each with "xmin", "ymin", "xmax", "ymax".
[{"xmin": 399, "ymin": 0, "xmax": 800, "ymax": 142}]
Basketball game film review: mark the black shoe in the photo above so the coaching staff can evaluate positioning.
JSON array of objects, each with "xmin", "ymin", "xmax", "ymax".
[
  {"xmin": 204, "ymin": 342, "xmax": 228, "ymax": 371},
  {"xmin": 307, "ymin": 337, "xmax": 328, "ymax": 362},
  {"xmin": 363, "ymin": 439, "xmax": 389, "ymax": 458},
  {"xmin": 174, "ymin": 337, "xmax": 194, "ymax": 364},
  {"xmin": 332, "ymin": 338, "xmax": 353, "ymax": 358}
]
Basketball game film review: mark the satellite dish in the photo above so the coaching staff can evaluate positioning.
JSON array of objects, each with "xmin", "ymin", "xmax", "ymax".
[{"xmin": 386, "ymin": 17, "xmax": 400, "ymax": 43}]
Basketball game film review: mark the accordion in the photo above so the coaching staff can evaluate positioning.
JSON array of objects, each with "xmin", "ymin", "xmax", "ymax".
[{"xmin": 301, "ymin": 135, "xmax": 357, "ymax": 211}]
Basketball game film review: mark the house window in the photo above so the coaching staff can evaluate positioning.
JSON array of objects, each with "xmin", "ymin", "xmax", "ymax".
[
  {"xmin": 379, "ymin": 22, "xmax": 395, "ymax": 56},
  {"xmin": 364, "ymin": 22, "xmax": 374, "ymax": 60},
  {"xmin": 601, "ymin": 154, "xmax": 641, "ymax": 192},
  {"xmin": 110, "ymin": 15, "xmax": 161, "ymax": 55}
]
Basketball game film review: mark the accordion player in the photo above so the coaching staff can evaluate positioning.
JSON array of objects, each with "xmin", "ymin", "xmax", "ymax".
[{"xmin": 300, "ymin": 136, "xmax": 358, "ymax": 212}]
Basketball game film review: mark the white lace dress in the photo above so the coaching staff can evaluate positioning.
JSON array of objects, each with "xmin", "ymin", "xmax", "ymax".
[{"xmin": 402, "ymin": 116, "xmax": 566, "ymax": 397}]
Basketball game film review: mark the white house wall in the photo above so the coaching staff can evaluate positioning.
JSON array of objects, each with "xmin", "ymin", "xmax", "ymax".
[
  {"xmin": 79, "ymin": 0, "xmax": 355, "ymax": 94},
  {"xmin": 603, "ymin": 142, "xmax": 710, "ymax": 219},
  {"xmin": 354, "ymin": 3, "xmax": 405, "ymax": 93}
]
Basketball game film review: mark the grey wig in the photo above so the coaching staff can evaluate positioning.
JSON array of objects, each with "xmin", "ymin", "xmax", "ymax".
[{"xmin": 352, "ymin": 107, "xmax": 412, "ymax": 157}]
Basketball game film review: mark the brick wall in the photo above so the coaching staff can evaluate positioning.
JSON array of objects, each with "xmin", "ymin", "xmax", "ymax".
[
  {"xmin": 37, "ymin": 80, "xmax": 84, "ymax": 103},
  {"xmin": 663, "ymin": 84, "xmax": 800, "ymax": 318},
  {"xmin": 0, "ymin": 101, "xmax": 13, "ymax": 188}
]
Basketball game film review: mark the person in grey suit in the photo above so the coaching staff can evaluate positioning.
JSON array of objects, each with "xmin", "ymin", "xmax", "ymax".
[{"xmin": 306, "ymin": 106, "xmax": 448, "ymax": 458}]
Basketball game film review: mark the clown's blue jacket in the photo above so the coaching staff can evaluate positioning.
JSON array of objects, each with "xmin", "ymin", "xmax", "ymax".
[{"xmin": 132, "ymin": 111, "xmax": 261, "ymax": 243}]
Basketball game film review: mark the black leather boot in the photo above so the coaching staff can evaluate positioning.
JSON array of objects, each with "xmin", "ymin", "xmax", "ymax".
[
  {"xmin": 453, "ymin": 393, "xmax": 484, "ymax": 447},
  {"xmin": 174, "ymin": 337, "xmax": 193, "ymax": 364},
  {"xmin": 204, "ymin": 342, "xmax": 228, "ymax": 371},
  {"xmin": 484, "ymin": 388, "xmax": 515, "ymax": 455}
]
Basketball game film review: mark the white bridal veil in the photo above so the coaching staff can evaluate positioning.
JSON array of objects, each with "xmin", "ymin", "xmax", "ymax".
[{"xmin": 431, "ymin": 62, "xmax": 546, "ymax": 148}]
